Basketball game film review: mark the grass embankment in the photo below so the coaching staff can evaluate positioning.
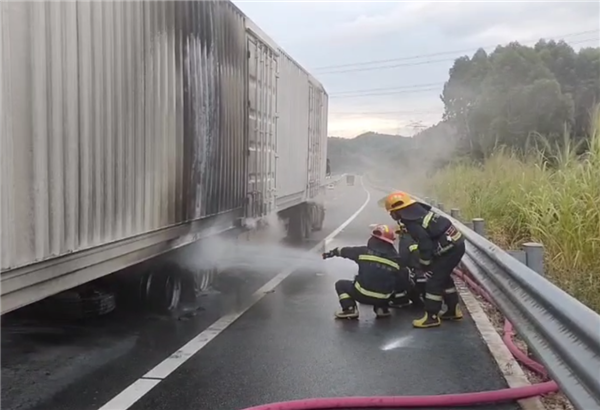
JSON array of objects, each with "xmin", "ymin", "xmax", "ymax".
[{"xmin": 427, "ymin": 110, "xmax": 600, "ymax": 312}]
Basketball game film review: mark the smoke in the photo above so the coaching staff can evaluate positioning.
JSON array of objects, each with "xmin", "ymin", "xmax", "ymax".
[
  {"xmin": 328, "ymin": 124, "xmax": 461, "ymax": 194},
  {"xmin": 195, "ymin": 235, "xmax": 325, "ymax": 276},
  {"xmin": 264, "ymin": 212, "xmax": 287, "ymax": 241},
  {"xmin": 240, "ymin": 212, "xmax": 287, "ymax": 242},
  {"xmin": 179, "ymin": 213, "xmax": 322, "ymax": 278}
]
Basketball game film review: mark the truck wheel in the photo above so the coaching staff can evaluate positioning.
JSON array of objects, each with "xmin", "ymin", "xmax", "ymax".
[
  {"xmin": 287, "ymin": 204, "xmax": 309, "ymax": 243},
  {"xmin": 302, "ymin": 207, "xmax": 312, "ymax": 239},
  {"xmin": 144, "ymin": 269, "xmax": 182, "ymax": 313},
  {"xmin": 41, "ymin": 289, "xmax": 116, "ymax": 319},
  {"xmin": 311, "ymin": 203, "xmax": 325, "ymax": 232}
]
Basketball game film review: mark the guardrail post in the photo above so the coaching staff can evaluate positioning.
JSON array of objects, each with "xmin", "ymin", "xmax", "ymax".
[
  {"xmin": 522, "ymin": 242, "xmax": 545, "ymax": 363},
  {"xmin": 450, "ymin": 208, "xmax": 460, "ymax": 220},
  {"xmin": 437, "ymin": 203, "xmax": 445, "ymax": 212},
  {"xmin": 472, "ymin": 218, "xmax": 486, "ymax": 238},
  {"xmin": 523, "ymin": 242, "xmax": 545, "ymax": 276},
  {"xmin": 507, "ymin": 250, "xmax": 527, "ymax": 264}
]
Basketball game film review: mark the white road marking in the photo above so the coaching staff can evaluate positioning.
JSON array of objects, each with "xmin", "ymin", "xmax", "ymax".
[
  {"xmin": 98, "ymin": 379, "xmax": 160, "ymax": 410},
  {"xmin": 97, "ymin": 179, "xmax": 371, "ymax": 410}
]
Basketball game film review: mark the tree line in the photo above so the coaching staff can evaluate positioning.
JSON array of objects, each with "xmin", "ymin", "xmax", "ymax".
[
  {"xmin": 327, "ymin": 39, "xmax": 600, "ymax": 174},
  {"xmin": 441, "ymin": 40, "xmax": 600, "ymax": 160}
]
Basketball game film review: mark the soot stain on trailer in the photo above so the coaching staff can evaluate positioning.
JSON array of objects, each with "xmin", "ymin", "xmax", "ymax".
[
  {"xmin": 180, "ymin": 1, "xmax": 246, "ymax": 221},
  {"xmin": 183, "ymin": 0, "xmax": 211, "ymax": 221},
  {"xmin": 1, "ymin": 0, "xmax": 327, "ymax": 314}
]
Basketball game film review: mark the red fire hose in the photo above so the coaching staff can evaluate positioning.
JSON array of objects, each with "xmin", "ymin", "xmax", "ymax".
[
  {"xmin": 241, "ymin": 268, "xmax": 559, "ymax": 410},
  {"xmin": 453, "ymin": 269, "xmax": 548, "ymax": 378}
]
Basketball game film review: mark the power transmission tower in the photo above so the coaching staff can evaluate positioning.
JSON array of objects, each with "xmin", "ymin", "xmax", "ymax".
[{"xmin": 407, "ymin": 120, "xmax": 427, "ymax": 151}]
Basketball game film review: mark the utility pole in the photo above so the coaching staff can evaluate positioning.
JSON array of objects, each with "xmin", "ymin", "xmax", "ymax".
[
  {"xmin": 404, "ymin": 120, "xmax": 428, "ymax": 171},
  {"xmin": 407, "ymin": 120, "xmax": 427, "ymax": 150},
  {"xmin": 408, "ymin": 120, "xmax": 427, "ymax": 135}
]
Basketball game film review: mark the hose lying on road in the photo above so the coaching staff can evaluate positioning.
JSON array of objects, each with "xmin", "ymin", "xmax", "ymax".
[
  {"xmin": 452, "ymin": 269, "xmax": 549, "ymax": 379},
  {"xmin": 240, "ymin": 268, "xmax": 559, "ymax": 410}
]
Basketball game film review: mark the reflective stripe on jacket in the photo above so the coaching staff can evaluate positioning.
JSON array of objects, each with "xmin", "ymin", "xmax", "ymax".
[{"xmin": 338, "ymin": 244, "xmax": 399, "ymax": 297}]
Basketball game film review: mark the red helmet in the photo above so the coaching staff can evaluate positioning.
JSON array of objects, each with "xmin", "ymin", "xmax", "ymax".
[{"xmin": 371, "ymin": 224, "xmax": 397, "ymax": 245}]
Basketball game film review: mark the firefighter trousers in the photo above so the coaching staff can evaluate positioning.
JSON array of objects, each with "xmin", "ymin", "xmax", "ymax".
[
  {"xmin": 390, "ymin": 268, "xmax": 414, "ymax": 306},
  {"xmin": 423, "ymin": 240, "xmax": 465, "ymax": 316},
  {"xmin": 335, "ymin": 279, "xmax": 390, "ymax": 312}
]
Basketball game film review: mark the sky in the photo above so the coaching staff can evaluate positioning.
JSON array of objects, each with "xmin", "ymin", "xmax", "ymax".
[{"xmin": 232, "ymin": 0, "xmax": 600, "ymax": 138}]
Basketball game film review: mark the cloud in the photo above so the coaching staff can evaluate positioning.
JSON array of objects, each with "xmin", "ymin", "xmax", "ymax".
[
  {"xmin": 233, "ymin": 1, "xmax": 600, "ymax": 138},
  {"xmin": 328, "ymin": 1, "xmax": 599, "ymax": 45}
]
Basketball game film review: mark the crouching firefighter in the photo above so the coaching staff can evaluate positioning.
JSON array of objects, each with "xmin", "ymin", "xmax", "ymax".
[
  {"xmin": 381, "ymin": 191, "xmax": 466, "ymax": 328},
  {"xmin": 389, "ymin": 222, "xmax": 425, "ymax": 309},
  {"xmin": 322, "ymin": 225, "xmax": 399, "ymax": 319}
]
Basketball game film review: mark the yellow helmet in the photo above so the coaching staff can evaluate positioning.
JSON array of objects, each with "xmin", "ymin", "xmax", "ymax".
[{"xmin": 378, "ymin": 191, "xmax": 416, "ymax": 213}]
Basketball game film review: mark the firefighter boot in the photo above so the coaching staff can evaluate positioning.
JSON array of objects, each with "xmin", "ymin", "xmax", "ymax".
[
  {"xmin": 374, "ymin": 306, "xmax": 392, "ymax": 318},
  {"xmin": 440, "ymin": 290, "xmax": 463, "ymax": 321},
  {"xmin": 335, "ymin": 291, "xmax": 359, "ymax": 319},
  {"xmin": 412, "ymin": 311, "xmax": 441, "ymax": 328},
  {"xmin": 335, "ymin": 304, "xmax": 359, "ymax": 319},
  {"xmin": 413, "ymin": 297, "xmax": 442, "ymax": 328}
]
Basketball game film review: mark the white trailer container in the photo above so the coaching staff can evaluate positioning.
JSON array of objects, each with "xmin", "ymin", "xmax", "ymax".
[
  {"xmin": 307, "ymin": 76, "xmax": 329, "ymax": 200},
  {"xmin": 274, "ymin": 52, "xmax": 311, "ymax": 209},
  {"xmin": 0, "ymin": 0, "xmax": 328, "ymax": 315},
  {"xmin": 244, "ymin": 20, "xmax": 329, "ymax": 217},
  {"xmin": 246, "ymin": 28, "xmax": 278, "ymax": 219},
  {"xmin": 243, "ymin": 20, "xmax": 328, "ymax": 241},
  {"xmin": 273, "ymin": 51, "xmax": 329, "ymax": 211}
]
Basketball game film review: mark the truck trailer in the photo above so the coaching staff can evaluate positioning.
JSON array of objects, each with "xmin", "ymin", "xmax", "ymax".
[{"xmin": 0, "ymin": 0, "xmax": 328, "ymax": 315}]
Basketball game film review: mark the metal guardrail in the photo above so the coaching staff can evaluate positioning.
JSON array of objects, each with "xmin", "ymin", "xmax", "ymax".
[{"xmin": 366, "ymin": 178, "xmax": 600, "ymax": 410}]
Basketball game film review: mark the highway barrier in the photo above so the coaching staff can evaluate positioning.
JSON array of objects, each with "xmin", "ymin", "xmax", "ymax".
[{"xmin": 366, "ymin": 178, "xmax": 600, "ymax": 410}]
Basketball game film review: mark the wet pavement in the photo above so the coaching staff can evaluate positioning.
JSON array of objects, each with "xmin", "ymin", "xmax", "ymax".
[{"xmin": 1, "ymin": 180, "xmax": 518, "ymax": 410}]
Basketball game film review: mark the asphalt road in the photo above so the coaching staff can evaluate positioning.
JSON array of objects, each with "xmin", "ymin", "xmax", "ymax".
[{"xmin": 1, "ymin": 180, "xmax": 518, "ymax": 410}]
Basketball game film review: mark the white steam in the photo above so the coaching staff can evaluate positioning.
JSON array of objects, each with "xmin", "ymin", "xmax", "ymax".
[
  {"xmin": 190, "ymin": 213, "xmax": 323, "ymax": 276},
  {"xmin": 196, "ymin": 236, "xmax": 325, "ymax": 275}
]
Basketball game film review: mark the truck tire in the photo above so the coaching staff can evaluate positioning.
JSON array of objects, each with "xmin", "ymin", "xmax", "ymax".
[
  {"xmin": 287, "ymin": 203, "xmax": 310, "ymax": 243},
  {"xmin": 143, "ymin": 268, "xmax": 182, "ymax": 313},
  {"xmin": 41, "ymin": 289, "xmax": 116, "ymax": 320},
  {"xmin": 311, "ymin": 203, "xmax": 325, "ymax": 232},
  {"xmin": 302, "ymin": 207, "xmax": 312, "ymax": 239}
]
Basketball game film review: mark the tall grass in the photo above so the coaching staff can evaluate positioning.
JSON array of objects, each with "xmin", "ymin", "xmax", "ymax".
[{"xmin": 427, "ymin": 107, "xmax": 600, "ymax": 312}]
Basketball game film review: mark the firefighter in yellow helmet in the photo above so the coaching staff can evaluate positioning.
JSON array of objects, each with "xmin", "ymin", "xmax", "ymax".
[
  {"xmin": 380, "ymin": 191, "xmax": 465, "ymax": 328},
  {"xmin": 322, "ymin": 224, "xmax": 399, "ymax": 319}
]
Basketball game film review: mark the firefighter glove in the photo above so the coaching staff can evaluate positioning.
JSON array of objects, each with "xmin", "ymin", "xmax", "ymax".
[
  {"xmin": 415, "ymin": 270, "xmax": 431, "ymax": 283},
  {"xmin": 408, "ymin": 269, "xmax": 416, "ymax": 287},
  {"xmin": 395, "ymin": 222, "xmax": 407, "ymax": 235},
  {"xmin": 322, "ymin": 248, "xmax": 340, "ymax": 259}
]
